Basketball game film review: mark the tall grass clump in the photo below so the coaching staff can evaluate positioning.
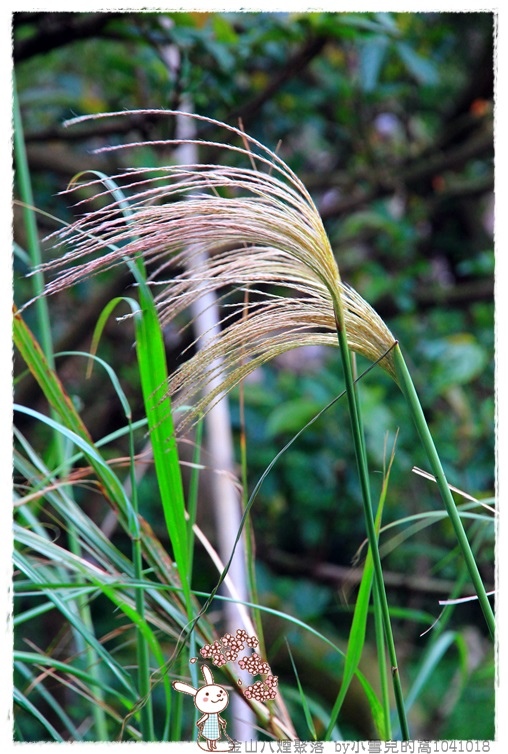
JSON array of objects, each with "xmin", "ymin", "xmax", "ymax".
[{"xmin": 15, "ymin": 109, "xmax": 494, "ymax": 740}]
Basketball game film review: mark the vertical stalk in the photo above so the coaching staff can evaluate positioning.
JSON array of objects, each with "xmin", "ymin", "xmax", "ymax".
[
  {"xmin": 392, "ymin": 343, "xmax": 495, "ymax": 638},
  {"xmin": 128, "ymin": 422, "xmax": 155, "ymax": 741},
  {"xmin": 12, "ymin": 82, "xmax": 53, "ymax": 363},
  {"xmin": 186, "ymin": 417, "xmax": 203, "ymax": 579},
  {"xmin": 239, "ymin": 360, "xmax": 266, "ymax": 659},
  {"xmin": 333, "ymin": 299, "xmax": 410, "ymax": 740},
  {"xmin": 14, "ymin": 81, "xmax": 108, "ymax": 739},
  {"xmin": 373, "ymin": 579, "xmax": 392, "ymax": 739}
]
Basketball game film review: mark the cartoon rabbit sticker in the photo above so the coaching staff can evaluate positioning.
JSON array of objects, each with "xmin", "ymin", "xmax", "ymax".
[{"xmin": 172, "ymin": 664, "xmax": 235, "ymax": 751}]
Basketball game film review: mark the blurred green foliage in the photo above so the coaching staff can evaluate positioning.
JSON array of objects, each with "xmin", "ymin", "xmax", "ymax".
[{"xmin": 13, "ymin": 11, "xmax": 494, "ymax": 740}]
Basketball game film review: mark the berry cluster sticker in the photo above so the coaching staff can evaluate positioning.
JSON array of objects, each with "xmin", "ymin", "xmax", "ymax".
[{"xmin": 172, "ymin": 628, "xmax": 278, "ymax": 750}]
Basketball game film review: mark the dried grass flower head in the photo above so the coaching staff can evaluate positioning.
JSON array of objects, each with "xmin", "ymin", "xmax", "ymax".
[{"xmin": 36, "ymin": 110, "xmax": 397, "ymax": 417}]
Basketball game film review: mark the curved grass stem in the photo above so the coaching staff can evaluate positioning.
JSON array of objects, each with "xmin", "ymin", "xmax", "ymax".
[
  {"xmin": 334, "ymin": 303, "xmax": 410, "ymax": 741},
  {"xmin": 392, "ymin": 343, "xmax": 495, "ymax": 639}
]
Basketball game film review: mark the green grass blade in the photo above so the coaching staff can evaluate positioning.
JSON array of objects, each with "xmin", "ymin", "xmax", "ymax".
[
  {"xmin": 405, "ymin": 631, "xmax": 468, "ymax": 714},
  {"xmin": 56, "ymin": 350, "xmax": 132, "ymax": 421},
  {"xmin": 15, "ymin": 527, "xmax": 173, "ymax": 737},
  {"xmin": 286, "ymin": 641, "xmax": 317, "ymax": 739},
  {"xmin": 14, "ymin": 687, "xmax": 65, "ymax": 742},
  {"xmin": 13, "ymin": 309, "xmax": 92, "ymax": 440},
  {"xmin": 14, "ymin": 403, "xmax": 135, "ymax": 528},
  {"xmin": 128, "ymin": 416, "xmax": 155, "ymax": 741},
  {"xmin": 392, "ymin": 343, "xmax": 495, "ymax": 638},
  {"xmin": 325, "ymin": 433, "xmax": 397, "ymax": 740},
  {"xmin": 193, "ymin": 589, "xmax": 385, "ymax": 725},
  {"xmin": 16, "ymin": 662, "xmax": 84, "ymax": 741},
  {"xmin": 332, "ymin": 300, "xmax": 409, "ymax": 740},
  {"xmin": 14, "ymin": 547, "xmax": 136, "ymax": 697},
  {"xmin": 132, "ymin": 291, "xmax": 191, "ymax": 609},
  {"xmin": 13, "ymin": 81, "xmax": 53, "ymax": 363},
  {"xmin": 186, "ymin": 416, "xmax": 203, "ymax": 579},
  {"xmin": 15, "ymin": 652, "xmax": 138, "ymax": 723}
]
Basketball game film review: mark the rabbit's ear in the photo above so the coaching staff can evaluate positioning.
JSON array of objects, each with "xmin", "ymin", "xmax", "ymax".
[
  {"xmin": 201, "ymin": 664, "xmax": 214, "ymax": 685},
  {"xmin": 172, "ymin": 680, "xmax": 197, "ymax": 696}
]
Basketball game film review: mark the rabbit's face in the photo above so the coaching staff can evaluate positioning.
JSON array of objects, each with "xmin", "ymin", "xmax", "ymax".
[{"xmin": 195, "ymin": 684, "xmax": 229, "ymax": 713}]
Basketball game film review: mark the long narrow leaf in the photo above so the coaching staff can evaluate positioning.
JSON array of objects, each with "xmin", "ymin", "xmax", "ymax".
[
  {"xmin": 14, "ymin": 403, "xmax": 135, "ymax": 529},
  {"xmin": 325, "ymin": 433, "xmax": 398, "ymax": 739},
  {"xmin": 14, "ymin": 688, "xmax": 64, "ymax": 742}
]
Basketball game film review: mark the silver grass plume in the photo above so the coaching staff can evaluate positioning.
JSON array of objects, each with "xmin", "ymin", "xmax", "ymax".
[{"xmin": 36, "ymin": 110, "xmax": 397, "ymax": 420}]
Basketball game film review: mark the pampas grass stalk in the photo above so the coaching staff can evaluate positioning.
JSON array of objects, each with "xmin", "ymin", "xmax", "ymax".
[
  {"xmin": 29, "ymin": 109, "xmax": 494, "ymax": 737},
  {"xmin": 392, "ymin": 345, "xmax": 495, "ymax": 638},
  {"xmin": 331, "ymin": 293, "xmax": 409, "ymax": 739}
]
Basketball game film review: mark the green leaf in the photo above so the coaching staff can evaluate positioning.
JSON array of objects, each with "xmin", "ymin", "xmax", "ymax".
[
  {"xmin": 324, "ymin": 433, "xmax": 397, "ymax": 740},
  {"xmin": 14, "ymin": 687, "xmax": 65, "ymax": 742},
  {"xmin": 14, "ymin": 403, "xmax": 136, "ymax": 530},
  {"xmin": 286, "ymin": 642, "xmax": 317, "ymax": 740},
  {"xmin": 212, "ymin": 15, "xmax": 239, "ymax": 44},
  {"xmin": 395, "ymin": 41, "xmax": 439, "ymax": 85},
  {"xmin": 374, "ymin": 12, "xmax": 398, "ymax": 32},
  {"xmin": 404, "ymin": 631, "xmax": 468, "ymax": 713},
  {"xmin": 340, "ymin": 14, "xmax": 400, "ymax": 36},
  {"xmin": 266, "ymin": 397, "xmax": 323, "ymax": 436},
  {"xmin": 360, "ymin": 36, "xmax": 389, "ymax": 92},
  {"xmin": 13, "ymin": 310, "xmax": 93, "ymax": 443},
  {"xmin": 424, "ymin": 334, "xmax": 489, "ymax": 393}
]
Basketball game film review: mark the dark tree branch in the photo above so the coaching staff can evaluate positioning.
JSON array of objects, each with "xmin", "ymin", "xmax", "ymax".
[
  {"xmin": 22, "ymin": 27, "xmax": 327, "ymax": 147},
  {"xmin": 226, "ymin": 34, "xmax": 328, "ymax": 128},
  {"xmin": 24, "ymin": 112, "xmax": 162, "ymax": 144},
  {"xmin": 26, "ymin": 143, "xmax": 107, "ymax": 176},
  {"xmin": 376, "ymin": 277, "xmax": 493, "ymax": 321},
  {"xmin": 13, "ymin": 12, "xmax": 48, "ymax": 26},
  {"xmin": 262, "ymin": 547, "xmax": 494, "ymax": 596},
  {"xmin": 14, "ymin": 12, "xmax": 130, "ymax": 62},
  {"xmin": 318, "ymin": 122, "xmax": 493, "ymax": 219}
]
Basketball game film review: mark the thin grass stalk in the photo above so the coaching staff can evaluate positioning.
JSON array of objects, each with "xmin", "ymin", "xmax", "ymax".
[
  {"xmin": 332, "ymin": 297, "xmax": 410, "ymax": 741},
  {"xmin": 392, "ymin": 344, "xmax": 495, "ymax": 639},
  {"xmin": 240, "ymin": 416, "xmax": 266, "ymax": 659},
  {"xmin": 16, "ymin": 662, "xmax": 83, "ymax": 741},
  {"xmin": 373, "ymin": 579, "xmax": 391, "ymax": 739},
  {"xmin": 13, "ymin": 90, "xmax": 109, "ymax": 739},
  {"xmin": 353, "ymin": 359, "xmax": 391, "ymax": 738},
  {"xmin": 324, "ymin": 422, "xmax": 397, "ymax": 740},
  {"xmin": 285, "ymin": 641, "xmax": 317, "ymax": 740},
  {"xmin": 238, "ymin": 310, "xmax": 266, "ymax": 660},
  {"xmin": 186, "ymin": 417, "xmax": 203, "ymax": 580},
  {"xmin": 128, "ymin": 420, "xmax": 155, "ymax": 741},
  {"xmin": 13, "ymin": 82, "xmax": 53, "ymax": 364}
]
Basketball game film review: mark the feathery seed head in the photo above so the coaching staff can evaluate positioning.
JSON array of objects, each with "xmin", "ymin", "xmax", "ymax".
[{"xmin": 34, "ymin": 111, "xmax": 396, "ymax": 417}]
